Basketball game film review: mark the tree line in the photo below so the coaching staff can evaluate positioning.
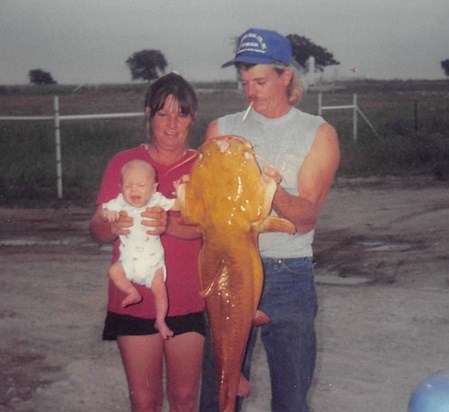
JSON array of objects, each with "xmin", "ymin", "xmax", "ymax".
[{"xmin": 27, "ymin": 34, "xmax": 449, "ymax": 85}]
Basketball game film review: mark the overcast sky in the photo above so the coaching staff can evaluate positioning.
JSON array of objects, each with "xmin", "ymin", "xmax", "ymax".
[{"xmin": 1, "ymin": 0, "xmax": 448, "ymax": 85}]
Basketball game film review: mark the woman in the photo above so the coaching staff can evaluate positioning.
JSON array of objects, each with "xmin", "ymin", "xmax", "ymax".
[{"xmin": 90, "ymin": 73, "xmax": 205, "ymax": 412}]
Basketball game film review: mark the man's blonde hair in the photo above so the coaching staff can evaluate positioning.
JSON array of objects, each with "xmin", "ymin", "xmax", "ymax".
[{"xmin": 272, "ymin": 63, "xmax": 302, "ymax": 106}]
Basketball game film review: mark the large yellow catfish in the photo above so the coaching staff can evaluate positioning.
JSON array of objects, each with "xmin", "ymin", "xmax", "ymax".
[{"xmin": 177, "ymin": 135, "xmax": 295, "ymax": 412}]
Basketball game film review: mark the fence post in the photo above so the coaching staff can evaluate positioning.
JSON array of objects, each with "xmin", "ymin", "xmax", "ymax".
[
  {"xmin": 53, "ymin": 96, "xmax": 63, "ymax": 199},
  {"xmin": 353, "ymin": 93, "xmax": 358, "ymax": 142},
  {"xmin": 414, "ymin": 98, "xmax": 419, "ymax": 133}
]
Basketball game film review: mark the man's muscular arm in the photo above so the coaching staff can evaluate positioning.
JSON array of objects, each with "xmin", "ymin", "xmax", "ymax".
[{"xmin": 271, "ymin": 123, "xmax": 340, "ymax": 234}]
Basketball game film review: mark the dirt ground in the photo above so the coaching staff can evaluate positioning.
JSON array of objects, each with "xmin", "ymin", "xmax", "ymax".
[{"xmin": 1, "ymin": 176, "xmax": 449, "ymax": 412}]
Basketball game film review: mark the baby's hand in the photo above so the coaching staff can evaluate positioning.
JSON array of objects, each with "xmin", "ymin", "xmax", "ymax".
[{"xmin": 101, "ymin": 208, "xmax": 120, "ymax": 223}]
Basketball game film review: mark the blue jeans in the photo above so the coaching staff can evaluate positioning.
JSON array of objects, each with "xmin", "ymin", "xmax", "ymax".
[{"xmin": 200, "ymin": 257, "xmax": 317, "ymax": 412}]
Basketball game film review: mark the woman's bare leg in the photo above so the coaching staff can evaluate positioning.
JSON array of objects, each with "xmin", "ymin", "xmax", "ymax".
[
  {"xmin": 165, "ymin": 331, "xmax": 205, "ymax": 412},
  {"xmin": 117, "ymin": 334, "xmax": 164, "ymax": 412}
]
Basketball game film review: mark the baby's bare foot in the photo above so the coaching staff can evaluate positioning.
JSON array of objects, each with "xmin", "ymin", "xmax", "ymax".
[
  {"xmin": 155, "ymin": 319, "xmax": 174, "ymax": 340},
  {"xmin": 121, "ymin": 290, "xmax": 142, "ymax": 307}
]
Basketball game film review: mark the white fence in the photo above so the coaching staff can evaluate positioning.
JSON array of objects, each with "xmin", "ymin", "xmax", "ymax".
[
  {"xmin": 0, "ymin": 96, "xmax": 144, "ymax": 199},
  {"xmin": 318, "ymin": 93, "xmax": 380, "ymax": 142},
  {"xmin": 1, "ymin": 93, "xmax": 380, "ymax": 200}
]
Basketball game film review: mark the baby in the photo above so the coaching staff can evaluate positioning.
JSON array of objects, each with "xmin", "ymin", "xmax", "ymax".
[{"xmin": 101, "ymin": 159, "xmax": 178, "ymax": 339}]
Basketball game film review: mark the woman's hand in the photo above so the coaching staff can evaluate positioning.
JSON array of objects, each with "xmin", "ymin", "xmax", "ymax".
[
  {"xmin": 141, "ymin": 206, "xmax": 168, "ymax": 235},
  {"xmin": 172, "ymin": 173, "xmax": 190, "ymax": 194},
  {"xmin": 109, "ymin": 210, "xmax": 133, "ymax": 236}
]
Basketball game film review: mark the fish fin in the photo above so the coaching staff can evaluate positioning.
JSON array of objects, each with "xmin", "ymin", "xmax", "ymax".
[
  {"xmin": 200, "ymin": 261, "xmax": 227, "ymax": 298},
  {"xmin": 261, "ymin": 177, "xmax": 277, "ymax": 214},
  {"xmin": 200, "ymin": 280, "xmax": 216, "ymax": 298},
  {"xmin": 258, "ymin": 216, "xmax": 296, "ymax": 234},
  {"xmin": 177, "ymin": 182, "xmax": 203, "ymax": 224},
  {"xmin": 253, "ymin": 310, "xmax": 271, "ymax": 325}
]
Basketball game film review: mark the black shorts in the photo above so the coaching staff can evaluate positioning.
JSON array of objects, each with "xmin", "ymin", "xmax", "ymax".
[{"xmin": 102, "ymin": 311, "xmax": 206, "ymax": 340}]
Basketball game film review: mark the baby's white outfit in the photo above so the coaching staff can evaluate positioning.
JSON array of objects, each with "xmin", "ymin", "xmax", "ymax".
[{"xmin": 103, "ymin": 192, "xmax": 175, "ymax": 287}]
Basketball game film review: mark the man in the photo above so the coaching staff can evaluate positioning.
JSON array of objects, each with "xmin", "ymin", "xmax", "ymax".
[{"xmin": 200, "ymin": 28, "xmax": 340, "ymax": 412}]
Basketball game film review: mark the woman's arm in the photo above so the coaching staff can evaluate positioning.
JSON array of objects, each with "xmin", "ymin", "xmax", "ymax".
[{"xmin": 165, "ymin": 214, "xmax": 201, "ymax": 240}]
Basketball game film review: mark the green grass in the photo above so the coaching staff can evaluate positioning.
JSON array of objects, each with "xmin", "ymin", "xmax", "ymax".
[{"xmin": 0, "ymin": 80, "xmax": 448, "ymax": 206}]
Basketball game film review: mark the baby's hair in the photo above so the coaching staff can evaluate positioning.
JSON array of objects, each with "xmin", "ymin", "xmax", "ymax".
[{"xmin": 120, "ymin": 160, "xmax": 157, "ymax": 184}]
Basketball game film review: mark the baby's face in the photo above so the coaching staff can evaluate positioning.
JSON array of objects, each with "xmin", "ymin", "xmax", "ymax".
[{"xmin": 121, "ymin": 167, "xmax": 156, "ymax": 208}]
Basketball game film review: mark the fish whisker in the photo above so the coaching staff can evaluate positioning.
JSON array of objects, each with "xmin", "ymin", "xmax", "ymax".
[
  {"xmin": 165, "ymin": 152, "xmax": 199, "ymax": 176},
  {"xmin": 252, "ymin": 151, "xmax": 285, "ymax": 182}
]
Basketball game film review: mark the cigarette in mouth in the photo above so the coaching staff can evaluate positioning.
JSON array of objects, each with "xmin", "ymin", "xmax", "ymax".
[{"xmin": 242, "ymin": 102, "xmax": 253, "ymax": 122}]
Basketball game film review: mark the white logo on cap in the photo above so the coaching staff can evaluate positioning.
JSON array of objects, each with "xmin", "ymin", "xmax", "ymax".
[{"xmin": 237, "ymin": 32, "xmax": 267, "ymax": 54}]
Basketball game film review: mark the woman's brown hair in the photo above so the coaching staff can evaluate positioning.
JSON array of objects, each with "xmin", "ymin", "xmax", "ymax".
[{"xmin": 144, "ymin": 72, "xmax": 198, "ymax": 120}]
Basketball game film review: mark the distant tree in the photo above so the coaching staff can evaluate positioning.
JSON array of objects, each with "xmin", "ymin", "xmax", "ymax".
[
  {"xmin": 126, "ymin": 49, "xmax": 167, "ymax": 82},
  {"xmin": 441, "ymin": 59, "xmax": 449, "ymax": 78},
  {"xmin": 29, "ymin": 69, "xmax": 57, "ymax": 85},
  {"xmin": 287, "ymin": 34, "xmax": 339, "ymax": 73}
]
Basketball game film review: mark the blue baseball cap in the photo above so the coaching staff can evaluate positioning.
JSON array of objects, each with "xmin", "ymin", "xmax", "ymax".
[{"xmin": 222, "ymin": 28, "xmax": 292, "ymax": 68}]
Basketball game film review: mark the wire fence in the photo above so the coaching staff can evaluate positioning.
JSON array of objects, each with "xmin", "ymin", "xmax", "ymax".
[
  {"xmin": 0, "ymin": 96, "xmax": 144, "ymax": 199},
  {"xmin": 318, "ymin": 93, "xmax": 380, "ymax": 141},
  {"xmin": 2, "ymin": 90, "xmax": 444, "ymax": 200}
]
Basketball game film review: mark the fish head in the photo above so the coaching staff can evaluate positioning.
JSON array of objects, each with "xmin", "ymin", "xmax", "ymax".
[
  {"xmin": 194, "ymin": 136, "xmax": 261, "ymax": 186},
  {"xmin": 183, "ymin": 135, "xmax": 275, "ymax": 227}
]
